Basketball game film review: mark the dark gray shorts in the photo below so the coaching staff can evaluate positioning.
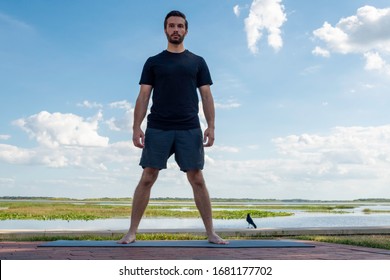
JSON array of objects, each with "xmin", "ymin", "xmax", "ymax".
[{"xmin": 140, "ymin": 128, "xmax": 204, "ymax": 172}]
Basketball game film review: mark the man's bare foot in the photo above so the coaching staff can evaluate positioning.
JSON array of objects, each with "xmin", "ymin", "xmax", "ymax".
[
  {"xmin": 117, "ymin": 232, "xmax": 136, "ymax": 244},
  {"xmin": 208, "ymin": 232, "xmax": 229, "ymax": 245}
]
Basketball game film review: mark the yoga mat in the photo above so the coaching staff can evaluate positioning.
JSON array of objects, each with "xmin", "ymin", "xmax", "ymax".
[{"xmin": 39, "ymin": 240, "xmax": 314, "ymax": 248}]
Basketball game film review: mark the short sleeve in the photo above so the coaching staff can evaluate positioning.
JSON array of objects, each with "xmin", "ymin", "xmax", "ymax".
[
  {"xmin": 139, "ymin": 58, "xmax": 154, "ymax": 86},
  {"xmin": 197, "ymin": 57, "xmax": 213, "ymax": 87}
]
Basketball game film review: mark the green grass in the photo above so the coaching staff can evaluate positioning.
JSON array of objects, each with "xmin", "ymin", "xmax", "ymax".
[
  {"xmin": 0, "ymin": 202, "xmax": 132, "ymax": 220},
  {"xmin": 294, "ymin": 235, "xmax": 390, "ymax": 250},
  {"xmin": 0, "ymin": 201, "xmax": 294, "ymax": 220},
  {"xmin": 0, "ymin": 233, "xmax": 210, "ymax": 242}
]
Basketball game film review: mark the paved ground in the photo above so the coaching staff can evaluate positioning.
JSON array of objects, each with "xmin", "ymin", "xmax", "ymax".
[
  {"xmin": 2, "ymin": 228, "xmax": 390, "ymax": 260},
  {"xmin": 2, "ymin": 240, "xmax": 390, "ymax": 260}
]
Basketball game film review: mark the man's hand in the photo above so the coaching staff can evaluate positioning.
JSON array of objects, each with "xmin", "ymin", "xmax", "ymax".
[
  {"xmin": 203, "ymin": 127, "xmax": 215, "ymax": 147},
  {"xmin": 133, "ymin": 127, "xmax": 145, "ymax": 148}
]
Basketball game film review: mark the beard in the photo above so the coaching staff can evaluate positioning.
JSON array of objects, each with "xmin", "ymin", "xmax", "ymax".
[{"xmin": 166, "ymin": 32, "xmax": 185, "ymax": 45}]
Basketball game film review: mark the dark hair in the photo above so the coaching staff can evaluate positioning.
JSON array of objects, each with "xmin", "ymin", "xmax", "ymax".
[{"xmin": 164, "ymin": 10, "xmax": 188, "ymax": 30}]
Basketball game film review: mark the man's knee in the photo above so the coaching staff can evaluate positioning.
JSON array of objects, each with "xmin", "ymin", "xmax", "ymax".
[
  {"xmin": 187, "ymin": 169, "xmax": 205, "ymax": 187},
  {"xmin": 140, "ymin": 168, "xmax": 159, "ymax": 187}
]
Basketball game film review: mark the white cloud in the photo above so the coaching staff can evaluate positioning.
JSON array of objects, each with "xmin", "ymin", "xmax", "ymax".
[
  {"xmin": 13, "ymin": 111, "xmax": 109, "ymax": 148},
  {"xmin": 312, "ymin": 46, "xmax": 330, "ymax": 57},
  {"xmin": 1, "ymin": 111, "xmax": 117, "ymax": 169},
  {"xmin": 209, "ymin": 145, "xmax": 240, "ymax": 153},
  {"xmin": 244, "ymin": 0, "xmax": 287, "ymax": 54},
  {"xmin": 0, "ymin": 135, "xmax": 11, "ymax": 141},
  {"xmin": 4, "ymin": 102, "xmax": 390, "ymax": 199},
  {"xmin": 313, "ymin": 5, "xmax": 390, "ymax": 74},
  {"xmin": 364, "ymin": 51, "xmax": 390, "ymax": 74},
  {"xmin": 0, "ymin": 139, "xmax": 139, "ymax": 169},
  {"xmin": 0, "ymin": 144, "xmax": 36, "ymax": 164},
  {"xmin": 3, "ymin": 119, "xmax": 390, "ymax": 199},
  {"xmin": 77, "ymin": 100, "xmax": 103, "ymax": 109},
  {"xmin": 215, "ymin": 99, "xmax": 241, "ymax": 109},
  {"xmin": 273, "ymin": 125, "xmax": 390, "ymax": 171},
  {"xmin": 106, "ymin": 100, "xmax": 134, "ymax": 132},
  {"xmin": 233, "ymin": 5, "xmax": 241, "ymax": 17},
  {"xmin": 109, "ymin": 100, "xmax": 133, "ymax": 110},
  {"xmin": 201, "ymin": 124, "xmax": 390, "ymax": 199}
]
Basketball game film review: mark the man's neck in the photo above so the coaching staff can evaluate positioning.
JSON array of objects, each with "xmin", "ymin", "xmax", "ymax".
[{"xmin": 167, "ymin": 43, "xmax": 186, "ymax": 53}]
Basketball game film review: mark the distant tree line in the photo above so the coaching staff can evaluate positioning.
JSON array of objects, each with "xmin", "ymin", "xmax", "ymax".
[{"xmin": 1, "ymin": 196, "xmax": 389, "ymax": 203}]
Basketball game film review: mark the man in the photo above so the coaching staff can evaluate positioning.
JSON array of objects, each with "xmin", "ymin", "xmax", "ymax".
[{"xmin": 118, "ymin": 10, "xmax": 228, "ymax": 245}]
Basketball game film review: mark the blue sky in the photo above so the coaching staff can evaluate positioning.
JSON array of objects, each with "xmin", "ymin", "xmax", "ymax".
[{"xmin": 1, "ymin": 0, "xmax": 390, "ymax": 200}]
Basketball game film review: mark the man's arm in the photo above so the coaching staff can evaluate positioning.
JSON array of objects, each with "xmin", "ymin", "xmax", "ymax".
[
  {"xmin": 199, "ymin": 84, "xmax": 215, "ymax": 147},
  {"xmin": 132, "ymin": 84, "xmax": 152, "ymax": 148}
]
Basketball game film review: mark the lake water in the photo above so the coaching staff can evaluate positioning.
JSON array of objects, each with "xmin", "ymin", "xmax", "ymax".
[{"xmin": 2, "ymin": 205, "xmax": 390, "ymax": 231}]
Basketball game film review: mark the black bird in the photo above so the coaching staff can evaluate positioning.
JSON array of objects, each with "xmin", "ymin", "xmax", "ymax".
[{"xmin": 246, "ymin": 213, "xmax": 257, "ymax": 229}]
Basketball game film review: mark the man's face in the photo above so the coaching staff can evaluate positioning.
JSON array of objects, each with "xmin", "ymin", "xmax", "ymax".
[{"xmin": 165, "ymin": 16, "xmax": 187, "ymax": 45}]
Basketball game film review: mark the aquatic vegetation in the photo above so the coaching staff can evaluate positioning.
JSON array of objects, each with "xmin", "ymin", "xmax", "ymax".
[
  {"xmin": 362, "ymin": 208, "xmax": 390, "ymax": 214},
  {"xmin": 0, "ymin": 200, "xmax": 293, "ymax": 220},
  {"xmin": 0, "ymin": 198, "xmax": 372, "ymax": 221},
  {"xmin": 0, "ymin": 202, "xmax": 131, "ymax": 221}
]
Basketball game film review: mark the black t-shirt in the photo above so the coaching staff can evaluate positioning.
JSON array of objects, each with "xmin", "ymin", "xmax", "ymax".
[{"xmin": 139, "ymin": 50, "xmax": 213, "ymax": 130}]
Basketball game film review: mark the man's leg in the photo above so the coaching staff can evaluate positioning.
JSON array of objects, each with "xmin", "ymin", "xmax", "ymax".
[
  {"xmin": 117, "ymin": 167, "xmax": 159, "ymax": 244},
  {"xmin": 187, "ymin": 169, "xmax": 228, "ymax": 244}
]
